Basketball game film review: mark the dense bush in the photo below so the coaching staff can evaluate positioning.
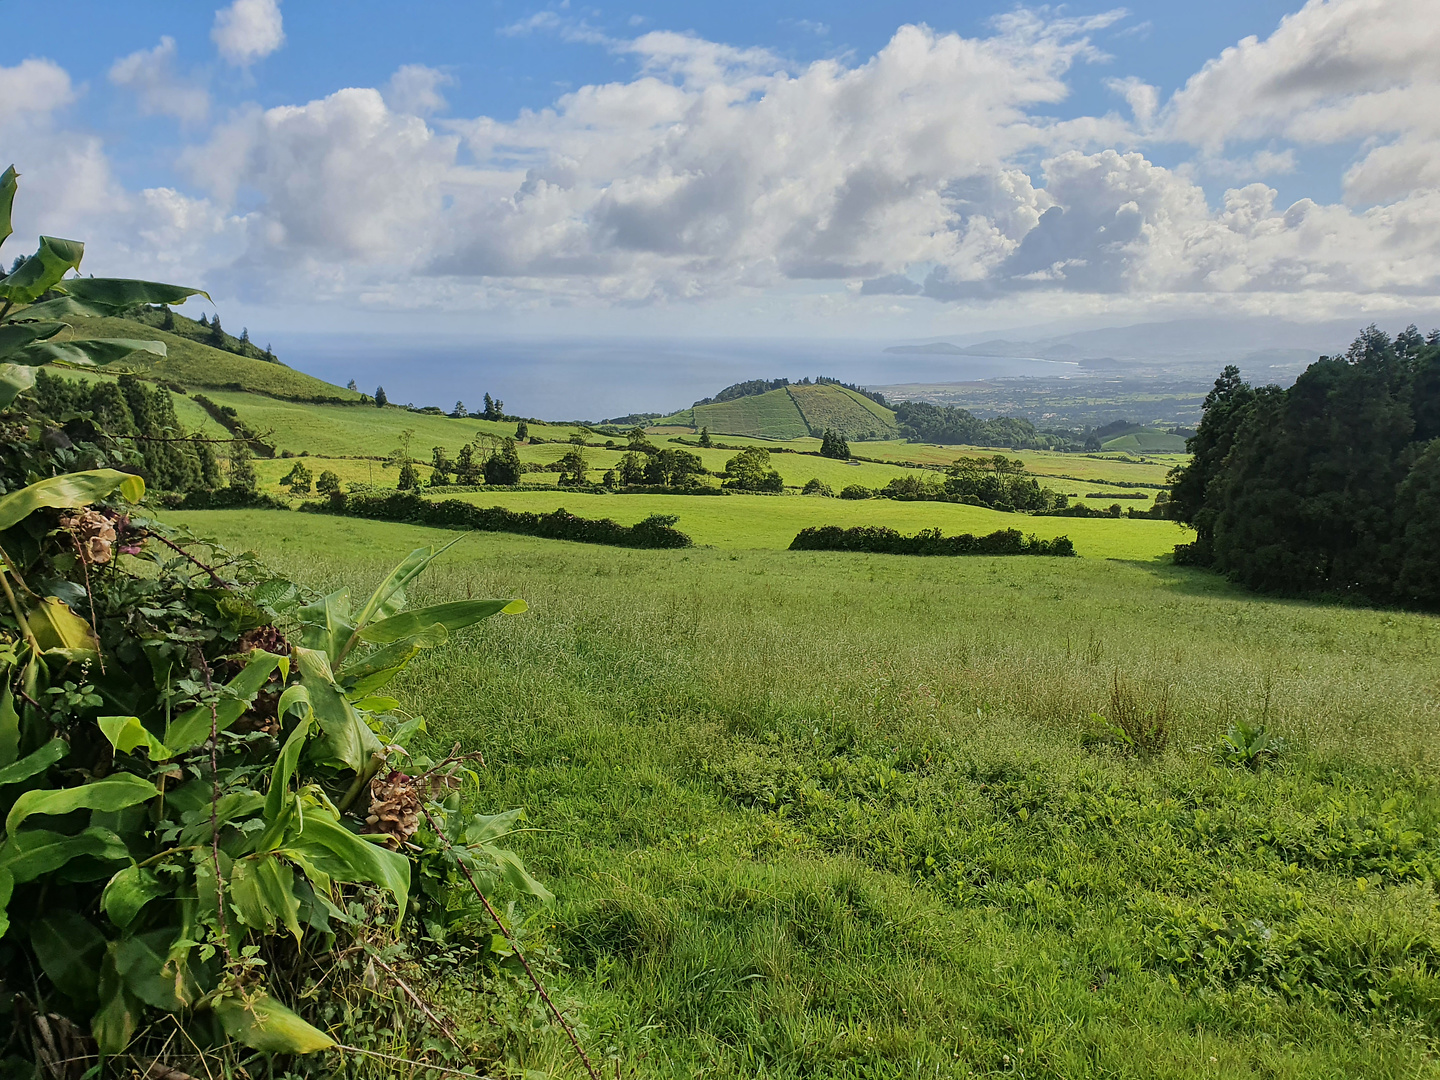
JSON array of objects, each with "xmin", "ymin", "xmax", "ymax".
[
  {"xmin": 317, "ymin": 492, "xmax": 693, "ymax": 548},
  {"xmin": 790, "ymin": 525, "xmax": 1075, "ymax": 557},
  {"xmin": 722, "ymin": 446, "xmax": 784, "ymax": 492},
  {"xmin": 1169, "ymin": 326, "xmax": 1440, "ymax": 608}
]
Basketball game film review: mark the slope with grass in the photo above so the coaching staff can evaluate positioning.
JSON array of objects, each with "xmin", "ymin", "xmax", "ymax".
[
  {"xmin": 785, "ymin": 383, "xmax": 898, "ymax": 439},
  {"xmin": 684, "ymin": 386, "xmax": 811, "ymax": 439},
  {"xmin": 1102, "ymin": 429, "xmax": 1188, "ymax": 453},
  {"xmin": 64, "ymin": 316, "xmax": 361, "ymax": 401},
  {"xmin": 165, "ymin": 510, "xmax": 1440, "ymax": 1079}
]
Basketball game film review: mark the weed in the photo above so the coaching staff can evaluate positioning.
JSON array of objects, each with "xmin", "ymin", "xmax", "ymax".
[
  {"xmin": 1217, "ymin": 717, "xmax": 1287, "ymax": 768},
  {"xmin": 1082, "ymin": 674, "xmax": 1172, "ymax": 757}
]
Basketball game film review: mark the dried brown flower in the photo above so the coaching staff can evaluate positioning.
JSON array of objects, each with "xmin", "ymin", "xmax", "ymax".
[
  {"xmin": 366, "ymin": 770, "xmax": 421, "ymax": 849},
  {"xmin": 59, "ymin": 509, "xmax": 116, "ymax": 566}
]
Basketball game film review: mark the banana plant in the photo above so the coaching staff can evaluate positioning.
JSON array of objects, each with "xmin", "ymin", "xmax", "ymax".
[{"xmin": 0, "ymin": 164, "xmax": 210, "ymax": 409}]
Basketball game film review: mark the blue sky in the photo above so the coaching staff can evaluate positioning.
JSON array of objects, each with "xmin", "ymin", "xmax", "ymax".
[{"xmin": 2, "ymin": 0, "xmax": 1438, "ymax": 341}]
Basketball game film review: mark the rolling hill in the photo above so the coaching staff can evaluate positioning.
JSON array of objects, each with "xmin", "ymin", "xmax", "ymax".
[
  {"xmin": 65, "ymin": 316, "xmax": 360, "ymax": 402},
  {"xmin": 660, "ymin": 383, "xmax": 899, "ymax": 440}
]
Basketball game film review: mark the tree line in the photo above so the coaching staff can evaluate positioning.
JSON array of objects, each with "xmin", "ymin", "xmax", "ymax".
[
  {"xmin": 1169, "ymin": 326, "xmax": 1440, "ymax": 609},
  {"xmin": 891, "ymin": 401, "xmax": 1068, "ymax": 449}
]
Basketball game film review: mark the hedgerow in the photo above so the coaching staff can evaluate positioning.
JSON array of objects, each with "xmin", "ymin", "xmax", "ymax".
[
  {"xmin": 789, "ymin": 525, "xmax": 1076, "ymax": 557},
  {"xmin": 312, "ymin": 491, "xmax": 694, "ymax": 549}
]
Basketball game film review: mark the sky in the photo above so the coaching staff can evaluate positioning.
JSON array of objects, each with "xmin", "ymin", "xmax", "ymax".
[{"xmin": 3, "ymin": 0, "xmax": 1440, "ymax": 345}]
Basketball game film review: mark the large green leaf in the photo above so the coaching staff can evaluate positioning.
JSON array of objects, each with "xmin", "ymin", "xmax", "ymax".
[
  {"xmin": 359, "ymin": 598, "xmax": 524, "ymax": 644},
  {"xmin": 295, "ymin": 811, "xmax": 409, "ymax": 919},
  {"xmin": 0, "ymin": 827, "xmax": 131, "ymax": 883},
  {"xmin": 231, "ymin": 854, "xmax": 303, "ymax": 943},
  {"xmin": 0, "ymin": 236, "xmax": 84, "ymax": 305},
  {"xmin": 297, "ymin": 588, "xmax": 353, "ymax": 662},
  {"xmin": 54, "ymin": 277, "xmax": 210, "ymax": 311},
  {"xmin": 115, "ymin": 930, "xmax": 197, "ymax": 1010},
  {"xmin": 335, "ymin": 542, "xmax": 462, "ymax": 664},
  {"xmin": 7, "ymin": 337, "xmax": 166, "ymax": 367},
  {"xmin": 0, "ymin": 363, "xmax": 35, "ymax": 410},
  {"xmin": 212, "ymin": 989, "xmax": 334, "ymax": 1054},
  {"xmin": 164, "ymin": 649, "xmax": 285, "ymax": 752},
  {"xmin": 0, "ymin": 165, "xmax": 16, "ymax": 254},
  {"xmin": 6, "ymin": 773, "xmax": 157, "ymax": 835},
  {"xmin": 0, "ymin": 320, "xmax": 66, "ymax": 358},
  {"xmin": 295, "ymin": 647, "xmax": 382, "ymax": 771},
  {"xmin": 0, "ymin": 685, "xmax": 15, "ymax": 769},
  {"xmin": 99, "ymin": 715, "xmax": 173, "ymax": 761},
  {"xmin": 0, "ymin": 469, "xmax": 146, "ymax": 531},
  {"xmin": 0, "ymin": 736, "xmax": 66, "ymax": 786},
  {"xmin": 0, "ymin": 867, "xmax": 13, "ymax": 939},
  {"xmin": 265, "ymin": 687, "xmax": 313, "ymax": 822},
  {"xmin": 26, "ymin": 594, "xmax": 98, "ymax": 656},
  {"xmin": 31, "ymin": 910, "xmax": 106, "ymax": 1004},
  {"xmin": 337, "ymin": 625, "xmax": 446, "ymax": 698},
  {"xmin": 102, "ymin": 865, "xmax": 172, "ymax": 930},
  {"xmin": 92, "ymin": 944, "xmax": 141, "ymax": 1056}
]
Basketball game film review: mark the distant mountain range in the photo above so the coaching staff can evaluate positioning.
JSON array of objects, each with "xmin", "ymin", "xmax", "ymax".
[{"xmin": 883, "ymin": 316, "xmax": 1433, "ymax": 373}]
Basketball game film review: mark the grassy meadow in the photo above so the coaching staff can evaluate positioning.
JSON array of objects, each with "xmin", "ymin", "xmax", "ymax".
[{"xmin": 169, "ymin": 509, "xmax": 1440, "ymax": 1079}]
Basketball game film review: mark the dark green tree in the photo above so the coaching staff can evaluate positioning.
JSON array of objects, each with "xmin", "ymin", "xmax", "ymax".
[
  {"xmin": 1166, "ymin": 365, "xmax": 1255, "ymax": 563},
  {"xmin": 316, "ymin": 469, "xmax": 342, "ymax": 497},
  {"xmin": 160, "ymin": 305, "xmax": 174, "ymax": 330},
  {"xmin": 723, "ymin": 446, "xmax": 783, "ymax": 492},
  {"xmin": 454, "ymin": 442, "xmax": 482, "ymax": 484},
  {"xmin": 698, "ymin": 426, "xmax": 712, "ymax": 448},
  {"xmin": 618, "ymin": 451, "xmax": 646, "ymax": 485},
  {"xmin": 483, "ymin": 438, "xmax": 522, "ymax": 485},
  {"xmin": 516, "ymin": 419, "xmax": 529, "ymax": 440},
  {"xmin": 820, "ymin": 429, "xmax": 850, "ymax": 459},
  {"xmin": 281, "ymin": 460, "xmax": 313, "ymax": 495},
  {"xmin": 227, "ymin": 440, "xmax": 258, "ymax": 494},
  {"xmin": 555, "ymin": 448, "xmax": 588, "ymax": 486},
  {"xmin": 374, "ymin": 386, "xmax": 388, "ymax": 408},
  {"xmin": 397, "ymin": 461, "xmax": 420, "ymax": 490},
  {"xmin": 209, "ymin": 315, "xmax": 224, "ymax": 345},
  {"xmin": 429, "ymin": 445, "xmax": 453, "ymax": 485}
]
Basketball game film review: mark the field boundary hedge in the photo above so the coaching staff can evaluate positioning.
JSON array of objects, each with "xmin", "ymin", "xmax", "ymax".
[
  {"xmin": 790, "ymin": 524, "xmax": 1076, "ymax": 557},
  {"xmin": 308, "ymin": 491, "xmax": 693, "ymax": 548}
]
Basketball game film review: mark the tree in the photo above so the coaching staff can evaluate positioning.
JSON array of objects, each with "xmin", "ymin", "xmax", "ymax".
[
  {"xmin": 1166, "ymin": 365, "xmax": 1255, "ymax": 563},
  {"xmin": 516, "ymin": 419, "xmax": 529, "ymax": 441},
  {"xmin": 603, "ymin": 468, "xmax": 618, "ymax": 489},
  {"xmin": 628, "ymin": 426, "xmax": 657, "ymax": 454},
  {"xmin": 452, "ymin": 443, "xmax": 481, "ymax": 484},
  {"xmin": 209, "ymin": 315, "xmax": 224, "ymax": 344},
  {"xmin": 698, "ymin": 426, "xmax": 713, "ymax": 448},
  {"xmin": 570, "ymin": 432, "xmax": 587, "ymax": 446},
  {"xmin": 802, "ymin": 477, "xmax": 833, "ymax": 496},
  {"xmin": 618, "ymin": 451, "xmax": 646, "ymax": 485},
  {"xmin": 483, "ymin": 438, "xmax": 522, "ymax": 485},
  {"xmin": 227, "ymin": 440, "xmax": 258, "ymax": 494},
  {"xmin": 482, "ymin": 392, "xmax": 494, "ymax": 419},
  {"xmin": 347, "ymin": 379, "xmax": 358, "ymax": 391},
  {"xmin": 820, "ymin": 429, "xmax": 850, "ymax": 459},
  {"xmin": 723, "ymin": 446, "xmax": 783, "ymax": 492},
  {"xmin": 375, "ymin": 386, "xmax": 389, "ymax": 408},
  {"xmin": 160, "ymin": 304, "xmax": 174, "ymax": 330},
  {"xmin": 645, "ymin": 448, "xmax": 704, "ymax": 486},
  {"xmin": 454, "ymin": 401, "xmax": 467, "ymax": 417},
  {"xmin": 397, "ymin": 461, "xmax": 420, "ymax": 490},
  {"xmin": 556, "ymin": 448, "xmax": 588, "ymax": 486},
  {"xmin": 316, "ymin": 469, "xmax": 342, "ymax": 496},
  {"xmin": 240, "ymin": 326, "xmax": 250, "ymax": 345},
  {"xmin": 198, "ymin": 313, "xmax": 209, "ymax": 327},
  {"xmin": 429, "ymin": 445, "xmax": 453, "ymax": 485},
  {"xmin": 281, "ymin": 460, "xmax": 313, "ymax": 495}
]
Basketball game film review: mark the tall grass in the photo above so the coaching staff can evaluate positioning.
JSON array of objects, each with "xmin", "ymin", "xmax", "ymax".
[{"xmin": 176, "ymin": 510, "xmax": 1440, "ymax": 1078}]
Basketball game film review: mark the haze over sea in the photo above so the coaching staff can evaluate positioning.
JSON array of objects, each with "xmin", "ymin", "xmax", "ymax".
[{"xmin": 269, "ymin": 334, "xmax": 1076, "ymax": 420}]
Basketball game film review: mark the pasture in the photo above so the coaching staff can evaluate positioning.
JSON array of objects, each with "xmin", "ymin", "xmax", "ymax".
[{"xmin": 168, "ymin": 510, "xmax": 1440, "ymax": 1079}]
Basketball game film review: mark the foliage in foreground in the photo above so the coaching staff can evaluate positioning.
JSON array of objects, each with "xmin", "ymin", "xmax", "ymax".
[
  {"xmin": 789, "ymin": 524, "xmax": 1076, "ymax": 556},
  {"xmin": 1169, "ymin": 326, "xmax": 1440, "ymax": 609}
]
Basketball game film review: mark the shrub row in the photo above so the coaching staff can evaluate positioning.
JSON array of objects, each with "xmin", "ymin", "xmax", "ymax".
[
  {"xmin": 789, "ymin": 525, "xmax": 1076, "ymax": 557},
  {"xmin": 310, "ymin": 491, "xmax": 693, "ymax": 548}
]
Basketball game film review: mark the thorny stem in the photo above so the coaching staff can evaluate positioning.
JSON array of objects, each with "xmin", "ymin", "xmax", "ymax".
[
  {"xmin": 69, "ymin": 534, "xmax": 104, "ymax": 675},
  {"xmin": 144, "ymin": 531, "xmax": 231, "ymax": 590},
  {"xmin": 418, "ymin": 802, "xmax": 602, "ymax": 1080},
  {"xmin": 195, "ymin": 651, "xmax": 233, "ymax": 968}
]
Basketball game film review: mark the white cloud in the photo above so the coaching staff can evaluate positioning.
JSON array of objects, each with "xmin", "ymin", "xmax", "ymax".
[
  {"xmin": 383, "ymin": 65, "xmax": 453, "ymax": 117},
  {"xmin": 212, "ymin": 0, "xmax": 285, "ymax": 66},
  {"xmin": 109, "ymin": 37, "xmax": 210, "ymax": 124},
  {"xmin": 12, "ymin": 5, "xmax": 1440, "ymax": 324}
]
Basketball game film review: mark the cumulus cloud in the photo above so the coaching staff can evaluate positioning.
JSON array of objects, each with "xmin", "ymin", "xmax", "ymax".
[
  {"xmin": 13, "ymin": 2, "xmax": 1440, "ymax": 320},
  {"xmin": 383, "ymin": 65, "xmax": 453, "ymax": 117},
  {"xmin": 212, "ymin": 0, "xmax": 285, "ymax": 66},
  {"xmin": 109, "ymin": 37, "xmax": 210, "ymax": 123}
]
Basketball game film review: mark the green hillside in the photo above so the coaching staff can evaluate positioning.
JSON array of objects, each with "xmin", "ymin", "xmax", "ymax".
[
  {"xmin": 65, "ymin": 316, "xmax": 359, "ymax": 402},
  {"xmin": 689, "ymin": 386, "xmax": 810, "ymax": 439},
  {"xmin": 787, "ymin": 383, "xmax": 897, "ymax": 439},
  {"xmin": 1102, "ymin": 429, "xmax": 1188, "ymax": 453}
]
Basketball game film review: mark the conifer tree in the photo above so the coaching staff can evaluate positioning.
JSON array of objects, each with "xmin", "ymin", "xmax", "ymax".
[{"xmin": 374, "ymin": 386, "xmax": 389, "ymax": 408}]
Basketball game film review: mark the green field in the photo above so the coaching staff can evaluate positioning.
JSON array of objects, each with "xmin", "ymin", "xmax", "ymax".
[
  {"xmin": 786, "ymin": 384, "xmax": 898, "ymax": 439},
  {"xmin": 687, "ymin": 387, "xmax": 811, "ymax": 439},
  {"xmin": 167, "ymin": 510, "xmax": 1440, "ymax": 1079},
  {"xmin": 426, "ymin": 489, "xmax": 1188, "ymax": 558},
  {"xmin": 1103, "ymin": 430, "xmax": 1189, "ymax": 453}
]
